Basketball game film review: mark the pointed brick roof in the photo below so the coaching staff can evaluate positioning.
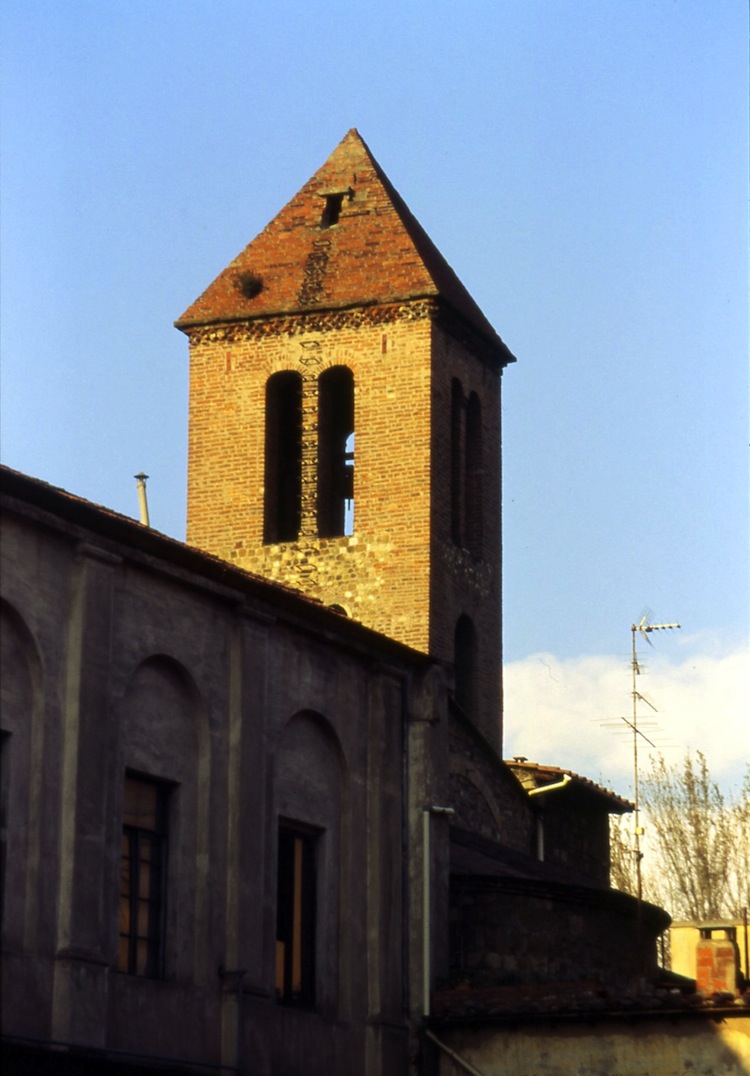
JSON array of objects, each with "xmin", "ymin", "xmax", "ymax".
[{"xmin": 176, "ymin": 129, "xmax": 514, "ymax": 360}]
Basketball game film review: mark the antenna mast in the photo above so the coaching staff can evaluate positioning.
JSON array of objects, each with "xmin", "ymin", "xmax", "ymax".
[{"xmin": 630, "ymin": 616, "xmax": 680, "ymax": 901}]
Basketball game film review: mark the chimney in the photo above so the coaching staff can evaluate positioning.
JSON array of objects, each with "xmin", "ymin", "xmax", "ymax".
[
  {"xmin": 696, "ymin": 925, "xmax": 740, "ymax": 996},
  {"xmin": 134, "ymin": 473, "xmax": 150, "ymax": 527}
]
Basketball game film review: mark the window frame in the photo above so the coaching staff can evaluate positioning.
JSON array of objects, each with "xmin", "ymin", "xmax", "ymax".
[
  {"xmin": 275, "ymin": 821, "xmax": 319, "ymax": 1008},
  {"xmin": 118, "ymin": 772, "xmax": 171, "ymax": 979}
]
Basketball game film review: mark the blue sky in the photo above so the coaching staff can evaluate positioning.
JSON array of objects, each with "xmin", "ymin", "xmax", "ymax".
[{"xmin": 2, "ymin": 1, "xmax": 747, "ymax": 786}]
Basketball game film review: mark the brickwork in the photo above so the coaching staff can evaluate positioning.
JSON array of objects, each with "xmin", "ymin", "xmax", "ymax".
[
  {"xmin": 535, "ymin": 791, "xmax": 612, "ymax": 885},
  {"xmin": 181, "ymin": 130, "xmax": 515, "ymax": 744},
  {"xmin": 448, "ymin": 713, "xmax": 532, "ymax": 849},
  {"xmin": 449, "ymin": 880, "xmax": 667, "ymax": 988},
  {"xmin": 187, "ymin": 304, "xmax": 435, "ymax": 651},
  {"xmin": 430, "ymin": 321, "xmax": 504, "ymax": 746}
]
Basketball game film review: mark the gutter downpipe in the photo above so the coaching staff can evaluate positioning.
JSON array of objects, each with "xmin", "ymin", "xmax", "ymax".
[
  {"xmin": 424, "ymin": 1029, "xmax": 489, "ymax": 1076},
  {"xmin": 528, "ymin": 774, "xmax": 572, "ymax": 862},
  {"xmin": 423, "ymin": 806, "xmax": 455, "ymax": 1017},
  {"xmin": 527, "ymin": 774, "xmax": 573, "ymax": 797}
]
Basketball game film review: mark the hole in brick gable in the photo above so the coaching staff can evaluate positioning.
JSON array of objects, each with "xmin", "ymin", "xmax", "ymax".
[
  {"xmin": 320, "ymin": 193, "xmax": 344, "ymax": 229},
  {"xmin": 319, "ymin": 187, "xmax": 354, "ymax": 229},
  {"xmin": 234, "ymin": 271, "xmax": 264, "ymax": 299}
]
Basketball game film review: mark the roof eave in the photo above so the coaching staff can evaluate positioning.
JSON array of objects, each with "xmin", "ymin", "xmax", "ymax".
[{"xmin": 175, "ymin": 294, "xmax": 517, "ymax": 371}]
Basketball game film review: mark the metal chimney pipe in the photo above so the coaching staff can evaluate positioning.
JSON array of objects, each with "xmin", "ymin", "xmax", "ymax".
[{"xmin": 134, "ymin": 473, "xmax": 150, "ymax": 526}]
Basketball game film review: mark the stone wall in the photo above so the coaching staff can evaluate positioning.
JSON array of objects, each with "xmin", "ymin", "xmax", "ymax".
[
  {"xmin": 429, "ymin": 1012, "xmax": 750, "ymax": 1076},
  {"xmin": 448, "ymin": 711, "xmax": 532, "ymax": 851},
  {"xmin": 0, "ymin": 471, "xmax": 445, "ymax": 1076},
  {"xmin": 536, "ymin": 787, "xmax": 612, "ymax": 885},
  {"xmin": 448, "ymin": 877, "xmax": 668, "ymax": 989}
]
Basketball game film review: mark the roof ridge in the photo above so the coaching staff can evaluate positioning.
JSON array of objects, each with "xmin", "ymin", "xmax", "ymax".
[{"xmin": 351, "ymin": 131, "xmax": 506, "ymax": 344}]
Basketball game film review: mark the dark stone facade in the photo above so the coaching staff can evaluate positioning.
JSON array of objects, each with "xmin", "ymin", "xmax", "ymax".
[
  {"xmin": 449, "ymin": 874, "xmax": 668, "ymax": 988},
  {"xmin": 1, "ymin": 467, "xmax": 665, "ymax": 1075},
  {"xmin": 0, "ymin": 468, "xmax": 445, "ymax": 1075}
]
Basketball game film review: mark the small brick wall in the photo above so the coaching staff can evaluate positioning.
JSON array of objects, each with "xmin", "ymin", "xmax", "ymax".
[
  {"xmin": 449, "ymin": 878, "xmax": 666, "ymax": 990},
  {"xmin": 448, "ymin": 713, "xmax": 531, "ymax": 851},
  {"xmin": 536, "ymin": 790, "xmax": 612, "ymax": 885}
]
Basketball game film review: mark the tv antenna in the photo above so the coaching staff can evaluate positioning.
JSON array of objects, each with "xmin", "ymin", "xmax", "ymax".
[{"xmin": 629, "ymin": 615, "xmax": 680, "ymax": 901}]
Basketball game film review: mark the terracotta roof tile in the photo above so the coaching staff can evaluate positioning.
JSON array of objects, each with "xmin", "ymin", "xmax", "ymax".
[
  {"xmin": 506, "ymin": 759, "xmax": 633, "ymax": 813},
  {"xmin": 175, "ymin": 129, "xmax": 514, "ymax": 359},
  {"xmin": 431, "ymin": 981, "xmax": 749, "ymax": 1022}
]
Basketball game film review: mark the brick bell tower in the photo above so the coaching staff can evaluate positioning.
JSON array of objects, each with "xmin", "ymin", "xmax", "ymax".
[{"xmin": 176, "ymin": 129, "xmax": 515, "ymax": 747}]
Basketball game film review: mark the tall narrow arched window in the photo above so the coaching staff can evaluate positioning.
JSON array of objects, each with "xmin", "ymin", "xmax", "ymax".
[
  {"xmin": 454, "ymin": 614, "xmax": 477, "ymax": 719},
  {"xmin": 317, "ymin": 367, "xmax": 354, "ymax": 538},
  {"xmin": 450, "ymin": 379, "xmax": 464, "ymax": 546},
  {"xmin": 264, "ymin": 372, "xmax": 302, "ymax": 543},
  {"xmin": 464, "ymin": 393, "xmax": 483, "ymax": 555}
]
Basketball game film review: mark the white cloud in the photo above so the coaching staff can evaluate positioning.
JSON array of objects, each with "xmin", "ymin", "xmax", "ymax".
[{"xmin": 502, "ymin": 642, "xmax": 749, "ymax": 798}]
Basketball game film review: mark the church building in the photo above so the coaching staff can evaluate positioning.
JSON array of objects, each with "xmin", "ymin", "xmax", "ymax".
[{"xmin": 3, "ymin": 131, "xmax": 740, "ymax": 1076}]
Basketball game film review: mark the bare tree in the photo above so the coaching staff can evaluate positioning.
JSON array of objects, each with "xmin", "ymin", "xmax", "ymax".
[
  {"xmin": 609, "ymin": 813, "xmax": 637, "ymax": 896},
  {"xmin": 609, "ymin": 813, "xmax": 668, "ymax": 910},
  {"xmin": 610, "ymin": 753, "xmax": 750, "ymax": 922},
  {"xmin": 725, "ymin": 766, "xmax": 750, "ymax": 918}
]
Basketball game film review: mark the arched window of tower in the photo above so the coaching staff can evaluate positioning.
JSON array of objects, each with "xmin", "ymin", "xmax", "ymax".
[
  {"xmin": 450, "ymin": 383, "xmax": 483, "ymax": 556},
  {"xmin": 264, "ymin": 371, "xmax": 303, "ymax": 543},
  {"xmin": 465, "ymin": 392, "xmax": 483, "ymax": 556},
  {"xmin": 317, "ymin": 367, "xmax": 354, "ymax": 538},
  {"xmin": 343, "ymin": 432, "xmax": 354, "ymax": 536},
  {"xmin": 450, "ymin": 379, "xmax": 464, "ymax": 547}
]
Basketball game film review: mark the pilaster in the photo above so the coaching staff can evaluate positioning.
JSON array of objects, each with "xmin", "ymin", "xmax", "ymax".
[{"xmin": 52, "ymin": 542, "xmax": 120, "ymax": 1046}]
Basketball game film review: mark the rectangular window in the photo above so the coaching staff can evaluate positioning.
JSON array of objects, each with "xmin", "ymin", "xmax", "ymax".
[
  {"xmin": 118, "ymin": 774, "xmax": 169, "ymax": 978},
  {"xmin": 275, "ymin": 824, "xmax": 317, "ymax": 1007}
]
